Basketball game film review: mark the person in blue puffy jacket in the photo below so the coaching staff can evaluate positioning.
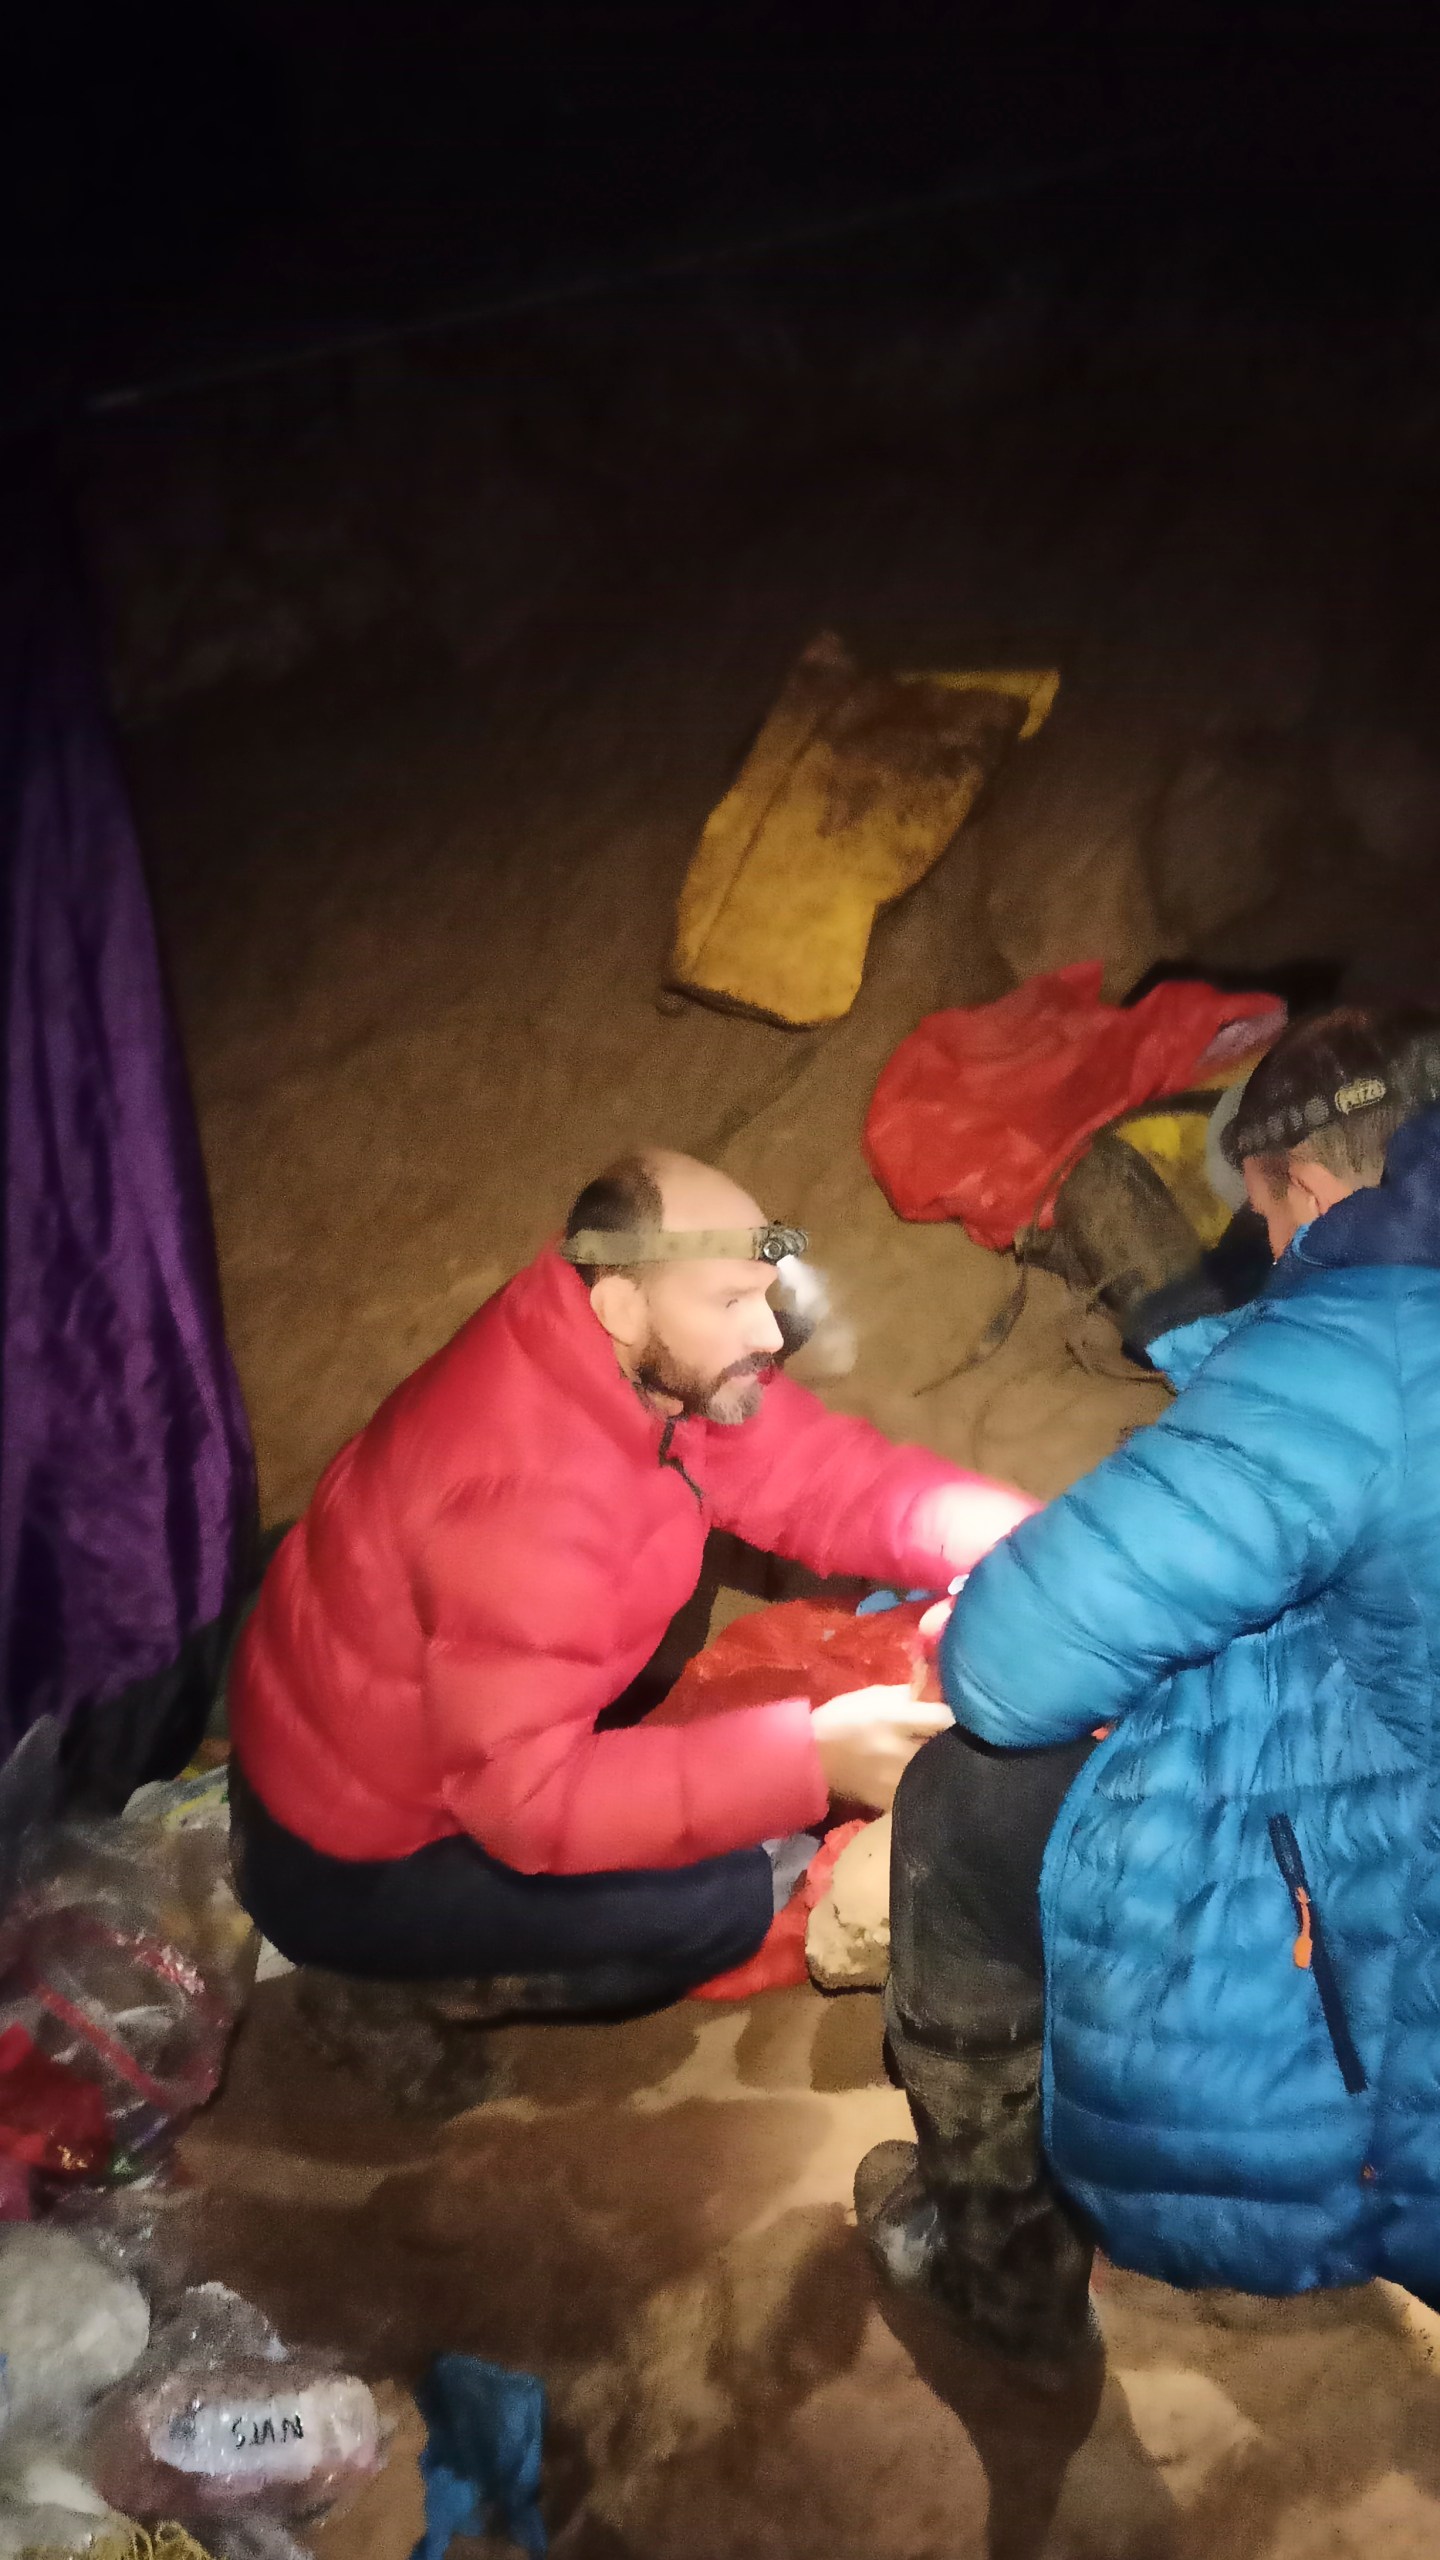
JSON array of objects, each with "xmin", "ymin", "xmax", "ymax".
[{"xmin": 856, "ymin": 1003, "xmax": 1440, "ymax": 2375}]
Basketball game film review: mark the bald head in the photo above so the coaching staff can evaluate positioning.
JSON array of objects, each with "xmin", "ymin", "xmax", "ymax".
[
  {"xmin": 563, "ymin": 1149, "xmax": 784, "ymax": 1425},
  {"xmin": 562, "ymin": 1150, "xmax": 768, "ymax": 1279},
  {"xmin": 637, "ymin": 1149, "xmax": 766, "ymax": 1237}
]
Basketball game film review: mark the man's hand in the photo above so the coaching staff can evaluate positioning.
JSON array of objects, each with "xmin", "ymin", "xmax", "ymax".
[
  {"xmin": 810, "ymin": 1682, "xmax": 952, "ymax": 1812},
  {"xmin": 909, "ymin": 1478, "xmax": 1041, "ymax": 1577}
]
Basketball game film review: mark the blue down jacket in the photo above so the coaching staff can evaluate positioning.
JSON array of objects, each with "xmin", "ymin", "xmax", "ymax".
[{"xmin": 940, "ymin": 1105, "xmax": 1440, "ymax": 2302}]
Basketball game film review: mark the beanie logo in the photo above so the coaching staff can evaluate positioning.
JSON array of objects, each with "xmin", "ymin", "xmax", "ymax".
[{"xmin": 1335, "ymin": 1077, "xmax": 1387, "ymax": 1115}]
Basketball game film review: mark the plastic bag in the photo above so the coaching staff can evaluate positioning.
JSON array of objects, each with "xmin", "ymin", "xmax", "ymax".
[
  {"xmin": 0, "ymin": 2440, "xmax": 128, "ymax": 2556},
  {"xmin": 52, "ymin": 2177, "xmax": 203, "ymax": 2308},
  {"xmin": 0, "ymin": 2224, "xmax": 151, "ymax": 2435},
  {"xmin": 0, "ymin": 2024, "xmax": 111, "ymax": 2180},
  {"xmin": 89, "ymin": 2286, "xmax": 382, "ymax": 2524},
  {"xmin": 209, "ymin": 2520, "xmax": 312, "ymax": 2560},
  {"xmin": 653, "ymin": 1595, "xmax": 940, "ymax": 1724},
  {"xmin": 0, "ymin": 1817, "xmax": 257, "ymax": 2172},
  {"xmin": 123, "ymin": 1766, "xmax": 233, "ymax": 1837},
  {"xmin": 863, "ymin": 962, "xmax": 1280, "ymax": 1249}
]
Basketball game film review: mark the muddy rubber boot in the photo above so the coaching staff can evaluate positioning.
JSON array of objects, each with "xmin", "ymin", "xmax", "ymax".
[
  {"xmin": 292, "ymin": 1966, "xmax": 618, "ymax": 2115},
  {"xmin": 856, "ymin": 2023, "xmax": 1097, "ymax": 2380},
  {"xmin": 293, "ymin": 1971, "xmax": 500, "ymax": 2118},
  {"xmin": 855, "ymin": 2139, "xmax": 945, "ymax": 2293}
]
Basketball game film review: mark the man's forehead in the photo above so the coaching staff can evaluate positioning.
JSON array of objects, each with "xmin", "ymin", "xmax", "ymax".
[
  {"xmin": 674, "ymin": 1258, "xmax": 776, "ymax": 1291},
  {"xmin": 653, "ymin": 1157, "xmax": 762, "ymax": 1226}
]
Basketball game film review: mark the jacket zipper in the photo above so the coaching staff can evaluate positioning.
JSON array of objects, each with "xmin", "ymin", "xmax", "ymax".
[
  {"xmin": 656, "ymin": 1415, "xmax": 703, "ymax": 1508},
  {"xmin": 1267, "ymin": 1814, "xmax": 1368, "ymax": 2096}
]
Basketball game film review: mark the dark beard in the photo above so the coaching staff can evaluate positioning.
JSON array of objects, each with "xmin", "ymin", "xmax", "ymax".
[{"xmin": 634, "ymin": 1342, "xmax": 772, "ymax": 1423}]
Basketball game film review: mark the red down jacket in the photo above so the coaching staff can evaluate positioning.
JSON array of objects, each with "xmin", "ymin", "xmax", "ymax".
[{"xmin": 232, "ymin": 1250, "xmax": 1034, "ymax": 1874}]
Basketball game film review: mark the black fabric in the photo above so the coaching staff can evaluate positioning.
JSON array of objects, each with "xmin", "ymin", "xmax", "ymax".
[
  {"xmin": 888, "ymin": 1725, "xmax": 1095, "ymax": 2052},
  {"xmin": 61, "ymin": 1587, "xmax": 245, "ymax": 1812},
  {"xmin": 1122, "ymin": 959, "xmax": 1343, "ymax": 1014},
  {"xmin": 229, "ymin": 1760, "xmax": 774, "ymax": 2003},
  {"xmin": 59, "ymin": 1508, "xmax": 274, "ymax": 1813},
  {"xmin": 1123, "ymin": 1205, "xmax": 1273, "ymax": 1362}
]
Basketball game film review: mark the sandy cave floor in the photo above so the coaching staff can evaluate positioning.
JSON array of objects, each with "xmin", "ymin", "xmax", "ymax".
[
  {"xmin": 183, "ymin": 1972, "xmax": 1440, "ymax": 2560},
  {"xmin": 118, "ymin": 280, "xmax": 1440, "ymax": 2555}
]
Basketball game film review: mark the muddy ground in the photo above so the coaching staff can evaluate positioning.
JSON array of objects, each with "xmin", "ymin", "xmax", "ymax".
[{"xmin": 100, "ymin": 239, "xmax": 1440, "ymax": 2556}]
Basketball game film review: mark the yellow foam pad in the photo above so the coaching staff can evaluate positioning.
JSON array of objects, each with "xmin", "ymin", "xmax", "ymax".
[{"xmin": 668, "ymin": 632, "xmax": 1058, "ymax": 1028}]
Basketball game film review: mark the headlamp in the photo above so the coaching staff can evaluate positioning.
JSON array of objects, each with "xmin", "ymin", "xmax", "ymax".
[{"xmin": 560, "ymin": 1221, "xmax": 809, "ymax": 1268}]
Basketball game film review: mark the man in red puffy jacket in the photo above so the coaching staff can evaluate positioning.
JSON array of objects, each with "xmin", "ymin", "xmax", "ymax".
[{"xmin": 229, "ymin": 1150, "xmax": 1035, "ymax": 2013}]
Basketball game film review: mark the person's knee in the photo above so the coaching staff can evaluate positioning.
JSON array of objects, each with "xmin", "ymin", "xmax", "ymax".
[
  {"xmin": 893, "ymin": 1725, "xmax": 999, "ymax": 1870},
  {"xmin": 669, "ymin": 1851, "xmax": 775, "ymax": 1982}
]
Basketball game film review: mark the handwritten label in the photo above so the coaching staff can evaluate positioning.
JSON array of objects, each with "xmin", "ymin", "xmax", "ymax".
[{"xmin": 151, "ymin": 2385, "xmax": 350, "ymax": 2481}]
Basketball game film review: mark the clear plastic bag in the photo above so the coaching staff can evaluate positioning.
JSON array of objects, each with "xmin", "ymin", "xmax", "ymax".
[
  {"xmin": 0, "ymin": 2224, "xmax": 151, "ymax": 2435},
  {"xmin": 89, "ymin": 2286, "xmax": 383, "ymax": 2524},
  {"xmin": 0, "ymin": 1816, "xmax": 257, "ymax": 2172},
  {"xmin": 0, "ymin": 2439, "xmax": 127, "ymax": 2556},
  {"xmin": 51, "ymin": 2176, "xmax": 202, "ymax": 2308}
]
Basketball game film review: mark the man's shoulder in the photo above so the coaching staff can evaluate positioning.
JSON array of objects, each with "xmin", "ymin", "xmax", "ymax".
[
  {"xmin": 1161, "ymin": 1264, "xmax": 1409, "ymax": 1471},
  {"xmin": 400, "ymin": 1252, "xmax": 575, "ymax": 1398},
  {"xmin": 373, "ymin": 1259, "xmax": 573, "ymax": 1480},
  {"xmin": 1276, "ymin": 1252, "xmax": 1440, "ymax": 1313},
  {"xmin": 1258, "ymin": 1259, "xmax": 1440, "ymax": 1379},
  {"xmin": 395, "ymin": 1252, "xmax": 663, "ymax": 1521}
]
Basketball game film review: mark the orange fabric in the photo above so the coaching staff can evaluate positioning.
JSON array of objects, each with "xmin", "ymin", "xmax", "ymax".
[
  {"xmin": 690, "ymin": 1821, "xmax": 868, "ymax": 2000},
  {"xmin": 1292, "ymin": 1888, "xmax": 1315, "ymax": 1972},
  {"xmin": 674, "ymin": 1595, "xmax": 932, "ymax": 2000},
  {"xmin": 654, "ymin": 1595, "xmax": 942, "ymax": 1724}
]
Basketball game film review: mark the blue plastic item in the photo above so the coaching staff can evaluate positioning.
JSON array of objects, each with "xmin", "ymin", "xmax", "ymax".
[
  {"xmin": 411, "ymin": 2353, "xmax": 548, "ymax": 2560},
  {"xmin": 854, "ymin": 1586, "xmax": 930, "ymax": 1617}
]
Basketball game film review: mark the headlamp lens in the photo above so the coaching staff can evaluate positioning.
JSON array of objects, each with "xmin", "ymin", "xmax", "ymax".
[{"xmin": 757, "ymin": 1223, "xmax": 808, "ymax": 1264}]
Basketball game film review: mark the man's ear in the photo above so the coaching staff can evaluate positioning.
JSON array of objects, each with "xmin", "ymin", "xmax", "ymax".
[
  {"xmin": 1288, "ymin": 1154, "xmax": 1361, "ymax": 1221},
  {"xmin": 589, "ymin": 1272, "xmax": 648, "ymax": 1351}
]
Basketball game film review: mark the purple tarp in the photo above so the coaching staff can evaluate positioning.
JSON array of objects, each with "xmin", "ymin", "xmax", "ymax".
[{"xmin": 0, "ymin": 461, "xmax": 255, "ymax": 1783}]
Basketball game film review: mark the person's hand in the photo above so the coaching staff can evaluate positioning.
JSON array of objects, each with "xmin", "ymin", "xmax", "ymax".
[
  {"xmin": 918, "ymin": 1597, "xmax": 953, "ymax": 1652},
  {"xmin": 809, "ymin": 1681, "xmax": 952, "ymax": 1812},
  {"xmin": 910, "ymin": 1479, "xmax": 1041, "ymax": 1577}
]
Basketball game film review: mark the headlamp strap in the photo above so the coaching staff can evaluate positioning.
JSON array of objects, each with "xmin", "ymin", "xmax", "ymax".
[{"xmin": 560, "ymin": 1222, "xmax": 808, "ymax": 1268}]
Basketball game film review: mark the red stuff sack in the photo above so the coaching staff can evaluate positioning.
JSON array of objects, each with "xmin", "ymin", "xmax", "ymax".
[
  {"xmin": 689, "ymin": 1819, "xmax": 869, "ymax": 2001},
  {"xmin": 663, "ymin": 1597, "xmax": 935, "ymax": 2001},
  {"xmin": 654, "ymin": 1596, "xmax": 939, "ymax": 1726},
  {"xmin": 863, "ymin": 962, "xmax": 1279, "ymax": 1250}
]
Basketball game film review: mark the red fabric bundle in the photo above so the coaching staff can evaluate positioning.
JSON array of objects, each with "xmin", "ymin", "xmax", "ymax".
[
  {"xmin": 689, "ymin": 1818, "xmax": 868, "ymax": 2001},
  {"xmin": 863, "ymin": 962, "xmax": 1280, "ymax": 1250},
  {"xmin": 0, "ymin": 2022, "xmax": 111, "ymax": 2176},
  {"xmin": 665, "ymin": 1598, "xmax": 936, "ymax": 2001},
  {"xmin": 654, "ymin": 1596, "xmax": 940, "ymax": 1726}
]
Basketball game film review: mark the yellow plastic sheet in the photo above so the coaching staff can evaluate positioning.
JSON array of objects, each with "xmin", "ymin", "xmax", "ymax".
[
  {"xmin": 668, "ymin": 631, "xmax": 1058, "ymax": 1028},
  {"xmin": 1116, "ymin": 1112, "xmax": 1233, "ymax": 1251},
  {"xmin": 1116, "ymin": 1044, "xmax": 1277, "ymax": 1251}
]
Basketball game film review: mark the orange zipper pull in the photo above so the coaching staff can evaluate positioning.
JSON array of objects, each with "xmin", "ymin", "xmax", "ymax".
[{"xmin": 1292, "ymin": 1885, "xmax": 1314, "ymax": 1972}]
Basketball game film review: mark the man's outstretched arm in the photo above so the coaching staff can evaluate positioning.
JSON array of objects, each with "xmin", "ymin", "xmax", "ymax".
[{"xmin": 700, "ymin": 1371, "xmax": 1039, "ymax": 1590}]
